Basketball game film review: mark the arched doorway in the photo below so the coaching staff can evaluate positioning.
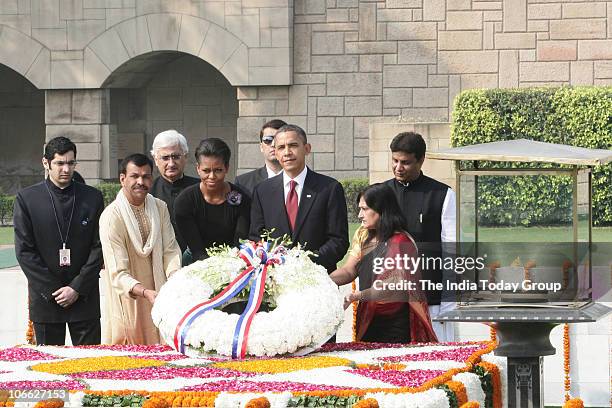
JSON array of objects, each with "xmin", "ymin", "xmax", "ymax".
[
  {"xmin": 0, "ymin": 65, "xmax": 45, "ymax": 193},
  {"xmin": 105, "ymin": 51, "xmax": 238, "ymax": 179}
]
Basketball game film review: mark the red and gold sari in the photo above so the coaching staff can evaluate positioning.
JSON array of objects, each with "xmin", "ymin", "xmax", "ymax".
[{"xmin": 352, "ymin": 229, "xmax": 437, "ymax": 343}]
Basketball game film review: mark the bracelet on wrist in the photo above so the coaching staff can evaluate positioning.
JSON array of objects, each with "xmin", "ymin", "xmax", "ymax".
[{"xmin": 142, "ymin": 288, "xmax": 146, "ymax": 297}]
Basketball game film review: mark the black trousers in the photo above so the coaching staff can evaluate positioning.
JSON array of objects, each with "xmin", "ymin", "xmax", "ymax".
[{"xmin": 33, "ymin": 319, "xmax": 101, "ymax": 346}]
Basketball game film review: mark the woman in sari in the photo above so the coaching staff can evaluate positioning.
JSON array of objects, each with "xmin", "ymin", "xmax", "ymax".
[{"xmin": 330, "ymin": 183, "xmax": 437, "ymax": 343}]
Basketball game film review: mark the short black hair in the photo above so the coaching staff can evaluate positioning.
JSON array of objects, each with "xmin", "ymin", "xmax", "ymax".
[
  {"xmin": 195, "ymin": 138, "xmax": 231, "ymax": 167},
  {"xmin": 276, "ymin": 124, "xmax": 308, "ymax": 144},
  {"xmin": 44, "ymin": 137, "xmax": 77, "ymax": 162},
  {"xmin": 259, "ymin": 119, "xmax": 287, "ymax": 142},
  {"xmin": 119, "ymin": 153, "xmax": 153, "ymax": 175},
  {"xmin": 389, "ymin": 132, "xmax": 426, "ymax": 160}
]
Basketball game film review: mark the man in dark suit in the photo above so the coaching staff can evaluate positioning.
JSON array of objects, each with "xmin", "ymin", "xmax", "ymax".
[
  {"xmin": 14, "ymin": 136, "xmax": 104, "ymax": 345},
  {"xmin": 249, "ymin": 124, "xmax": 349, "ymax": 273},
  {"xmin": 235, "ymin": 119, "xmax": 286, "ymax": 197},
  {"xmin": 384, "ymin": 131, "xmax": 456, "ymax": 342},
  {"xmin": 150, "ymin": 130, "xmax": 199, "ymax": 253}
]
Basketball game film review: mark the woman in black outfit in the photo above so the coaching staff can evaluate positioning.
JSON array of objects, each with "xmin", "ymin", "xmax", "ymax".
[{"xmin": 174, "ymin": 138, "xmax": 250, "ymax": 264}]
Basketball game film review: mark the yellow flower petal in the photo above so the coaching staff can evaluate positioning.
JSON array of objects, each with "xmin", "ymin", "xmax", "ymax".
[
  {"xmin": 30, "ymin": 356, "xmax": 165, "ymax": 375},
  {"xmin": 213, "ymin": 356, "xmax": 352, "ymax": 374}
]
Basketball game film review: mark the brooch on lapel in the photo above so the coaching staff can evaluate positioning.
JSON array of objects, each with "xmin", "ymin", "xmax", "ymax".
[
  {"xmin": 227, "ymin": 190, "xmax": 242, "ymax": 206},
  {"xmin": 81, "ymin": 218, "xmax": 89, "ymax": 226}
]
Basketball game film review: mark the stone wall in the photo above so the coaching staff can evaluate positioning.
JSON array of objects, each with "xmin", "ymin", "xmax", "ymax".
[
  {"xmin": 111, "ymin": 54, "xmax": 238, "ymax": 179},
  {"xmin": 0, "ymin": 65, "xmax": 44, "ymax": 193},
  {"xmin": 0, "ymin": 0, "xmax": 292, "ymax": 88},
  {"xmin": 236, "ymin": 0, "xmax": 612, "ymax": 180},
  {"xmin": 0, "ymin": 0, "xmax": 611, "ymax": 183},
  {"xmin": 369, "ymin": 122, "xmax": 454, "ymax": 186}
]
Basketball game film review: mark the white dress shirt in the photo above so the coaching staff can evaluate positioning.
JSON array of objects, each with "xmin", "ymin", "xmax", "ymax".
[
  {"xmin": 440, "ymin": 188, "xmax": 456, "ymax": 243},
  {"xmin": 282, "ymin": 166, "xmax": 308, "ymax": 205},
  {"xmin": 266, "ymin": 165, "xmax": 282, "ymax": 179}
]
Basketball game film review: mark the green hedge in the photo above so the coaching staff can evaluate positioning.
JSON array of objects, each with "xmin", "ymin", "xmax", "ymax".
[
  {"xmin": 451, "ymin": 86, "xmax": 612, "ymax": 226},
  {"xmin": 0, "ymin": 194, "xmax": 14, "ymax": 226},
  {"xmin": 97, "ymin": 182, "xmax": 122, "ymax": 207},
  {"xmin": 340, "ymin": 178, "xmax": 369, "ymax": 223}
]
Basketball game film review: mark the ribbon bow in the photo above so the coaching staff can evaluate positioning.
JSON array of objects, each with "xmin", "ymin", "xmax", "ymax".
[{"xmin": 173, "ymin": 241, "xmax": 286, "ymax": 359}]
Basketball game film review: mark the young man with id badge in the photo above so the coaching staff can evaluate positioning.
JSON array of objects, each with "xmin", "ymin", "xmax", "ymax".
[{"xmin": 14, "ymin": 136, "xmax": 104, "ymax": 345}]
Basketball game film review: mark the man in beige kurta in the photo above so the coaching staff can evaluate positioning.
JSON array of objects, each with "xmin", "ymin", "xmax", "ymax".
[{"xmin": 100, "ymin": 153, "xmax": 181, "ymax": 344}]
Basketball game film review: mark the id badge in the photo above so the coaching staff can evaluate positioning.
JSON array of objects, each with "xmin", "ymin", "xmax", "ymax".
[{"xmin": 59, "ymin": 247, "xmax": 71, "ymax": 266}]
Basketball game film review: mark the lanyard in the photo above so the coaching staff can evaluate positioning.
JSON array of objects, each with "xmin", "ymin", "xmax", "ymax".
[{"xmin": 45, "ymin": 181, "xmax": 76, "ymax": 249}]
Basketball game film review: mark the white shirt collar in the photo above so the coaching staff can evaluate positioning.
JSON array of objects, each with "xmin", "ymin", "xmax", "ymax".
[
  {"xmin": 265, "ymin": 165, "xmax": 282, "ymax": 179},
  {"xmin": 283, "ymin": 166, "xmax": 308, "ymax": 188}
]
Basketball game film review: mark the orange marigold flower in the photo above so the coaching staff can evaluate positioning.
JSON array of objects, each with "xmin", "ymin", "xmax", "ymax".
[
  {"xmin": 445, "ymin": 380, "xmax": 468, "ymax": 405},
  {"xmin": 460, "ymin": 402, "xmax": 480, "ymax": 408},
  {"xmin": 563, "ymin": 398, "xmax": 584, "ymax": 408},
  {"xmin": 33, "ymin": 399, "xmax": 64, "ymax": 408},
  {"xmin": 244, "ymin": 397, "xmax": 271, "ymax": 408},
  {"xmin": 142, "ymin": 397, "xmax": 170, "ymax": 408},
  {"xmin": 353, "ymin": 398, "xmax": 379, "ymax": 408},
  {"xmin": 477, "ymin": 361, "xmax": 502, "ymax": 408}
]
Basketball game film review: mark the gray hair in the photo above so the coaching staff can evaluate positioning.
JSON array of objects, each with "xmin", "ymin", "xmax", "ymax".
[{"xmin": 150, "ymin": 130, "xmax": 189, "ymax": 157}]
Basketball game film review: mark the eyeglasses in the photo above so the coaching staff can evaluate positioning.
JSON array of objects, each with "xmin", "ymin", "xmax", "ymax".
[
  {"xmin": 52, "ymin": 160, "xmax": 78, "ymax": 168},
  {"xmin": 158, "ymin": 154, "xmax": 185, "ymax": 162},
  {"xmin": 262, "ymin": 136, "xmax": 275, "ymax": 145}
]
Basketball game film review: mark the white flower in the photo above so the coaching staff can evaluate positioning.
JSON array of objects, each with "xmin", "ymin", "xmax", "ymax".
[
  {"xmin": 154, "ymin": 244, "xmax": 344, "ymax": 358},
  {"xmin": 453, "ymin": 372, "xmax": 486, "ymax": 406}
]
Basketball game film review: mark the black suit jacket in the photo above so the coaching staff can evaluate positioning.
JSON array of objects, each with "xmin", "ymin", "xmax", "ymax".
[
  {"xmin": 235, "ymin": 166, "xmax": 267, "ymax": 198},
  {"xmin": 249, "ymin": 169, "xmax": 349, "ymax": 272},
  {"xmin": 14, "ymin": 181, "xmax": 104, "ymax": 323}
]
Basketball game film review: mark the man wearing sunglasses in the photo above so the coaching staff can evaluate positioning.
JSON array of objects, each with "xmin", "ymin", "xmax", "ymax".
[
  {"xmin": 235, "ymin": 119, "xmax": 286, "ymax": 197},
  {"xmin": 150, "ymin": 130, "xmax": 198, "ymax": 253}
]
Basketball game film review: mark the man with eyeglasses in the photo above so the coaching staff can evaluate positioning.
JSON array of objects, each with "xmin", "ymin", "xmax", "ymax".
[
  {"xmin": 14, "ymin": 136, "xmax": 105, "ymax": 345},
  {"xmin": 234, "ymin": 119, "xmax": 286, "ymax": 197},
  {"xmin": 149, "ymin": 130, "xmax": 198, "ymax": 253}
]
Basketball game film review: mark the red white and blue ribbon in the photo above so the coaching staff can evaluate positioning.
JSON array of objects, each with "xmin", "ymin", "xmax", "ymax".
[{"xmin": 173, "ymin": 241, "xmax": 286, "ymax": 358}]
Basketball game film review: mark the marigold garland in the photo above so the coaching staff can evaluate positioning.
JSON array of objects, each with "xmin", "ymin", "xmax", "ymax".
[
  {"xmin": 476, "ymin": 361, "xmax": 502, "ymax": 408},
  {"xmin": 564, "ymin": 323, "xmax": 570, "ymax": 401},
  {"xmin": 351, "ymin": 280, "xmax": 358, "ymax": 342},
  {"xmin": 142, "ymin": 397, "xmax": 170, "ymax": 408},
  {"xmin": 353, "ymin": 398, "xmax": 379, "ymax": 408},
  {"xmin": 460, "ymin": 402, "xmax": 480, "ymax": 408},
  {"xmin": 26, "ymin": 293, "xmax": 35, "ymax": 345},
  {"xmin": 83, "ymin": 391, "xmax": 218, "ymax": 407},
  {"xmin": 562, "ymin": 398, "xmax": 584, "ymax": 408},
  {"xmin": 523, "ymin": 260, "xmax": 536, "ymax": 283},
  {"xmin": 26, "ymin": 342, "xmax": 501, "ymax": 407},
  {"xmin": 33, "ymin": 399, "xmax": 64, "ymax": 408},
  {"xmin": 489, "ymin": 326, "xmax": 496, "ymax": 344},
  {"xmin": 445, "ymin": 380, "xmax": 468, "ymax": 405},
  {"xmin": 244, "ymin": 396, "xmax": 271, "ymax": 408},
  {"xmin": 292, "ymin": 341, "xmax": 498, "ymax": 398},
  {"xmin": 26, "ymin": 319, "xmax": 35, "ymax": 345}
]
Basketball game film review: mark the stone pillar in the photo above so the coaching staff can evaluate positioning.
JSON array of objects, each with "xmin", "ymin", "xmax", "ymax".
[{"xmin": 45, "ymin": 89, "xmax": 113, "ymax": 185}]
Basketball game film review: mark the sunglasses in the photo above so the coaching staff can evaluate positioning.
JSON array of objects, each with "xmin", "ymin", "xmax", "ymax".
[{"xmin": 262, "ymin": 136, "xmax": 275, "ymax": 145}]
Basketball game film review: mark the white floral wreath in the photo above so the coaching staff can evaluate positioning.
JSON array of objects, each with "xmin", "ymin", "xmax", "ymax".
[{"xmin": 152, "ymin": 241, "xmax": 344, "ymax": 358}]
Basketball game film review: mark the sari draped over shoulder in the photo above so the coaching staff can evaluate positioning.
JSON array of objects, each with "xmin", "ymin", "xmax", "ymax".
[{"xmin": 354, "ymin": 229, "xmax": 438, "ymax": 343}]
